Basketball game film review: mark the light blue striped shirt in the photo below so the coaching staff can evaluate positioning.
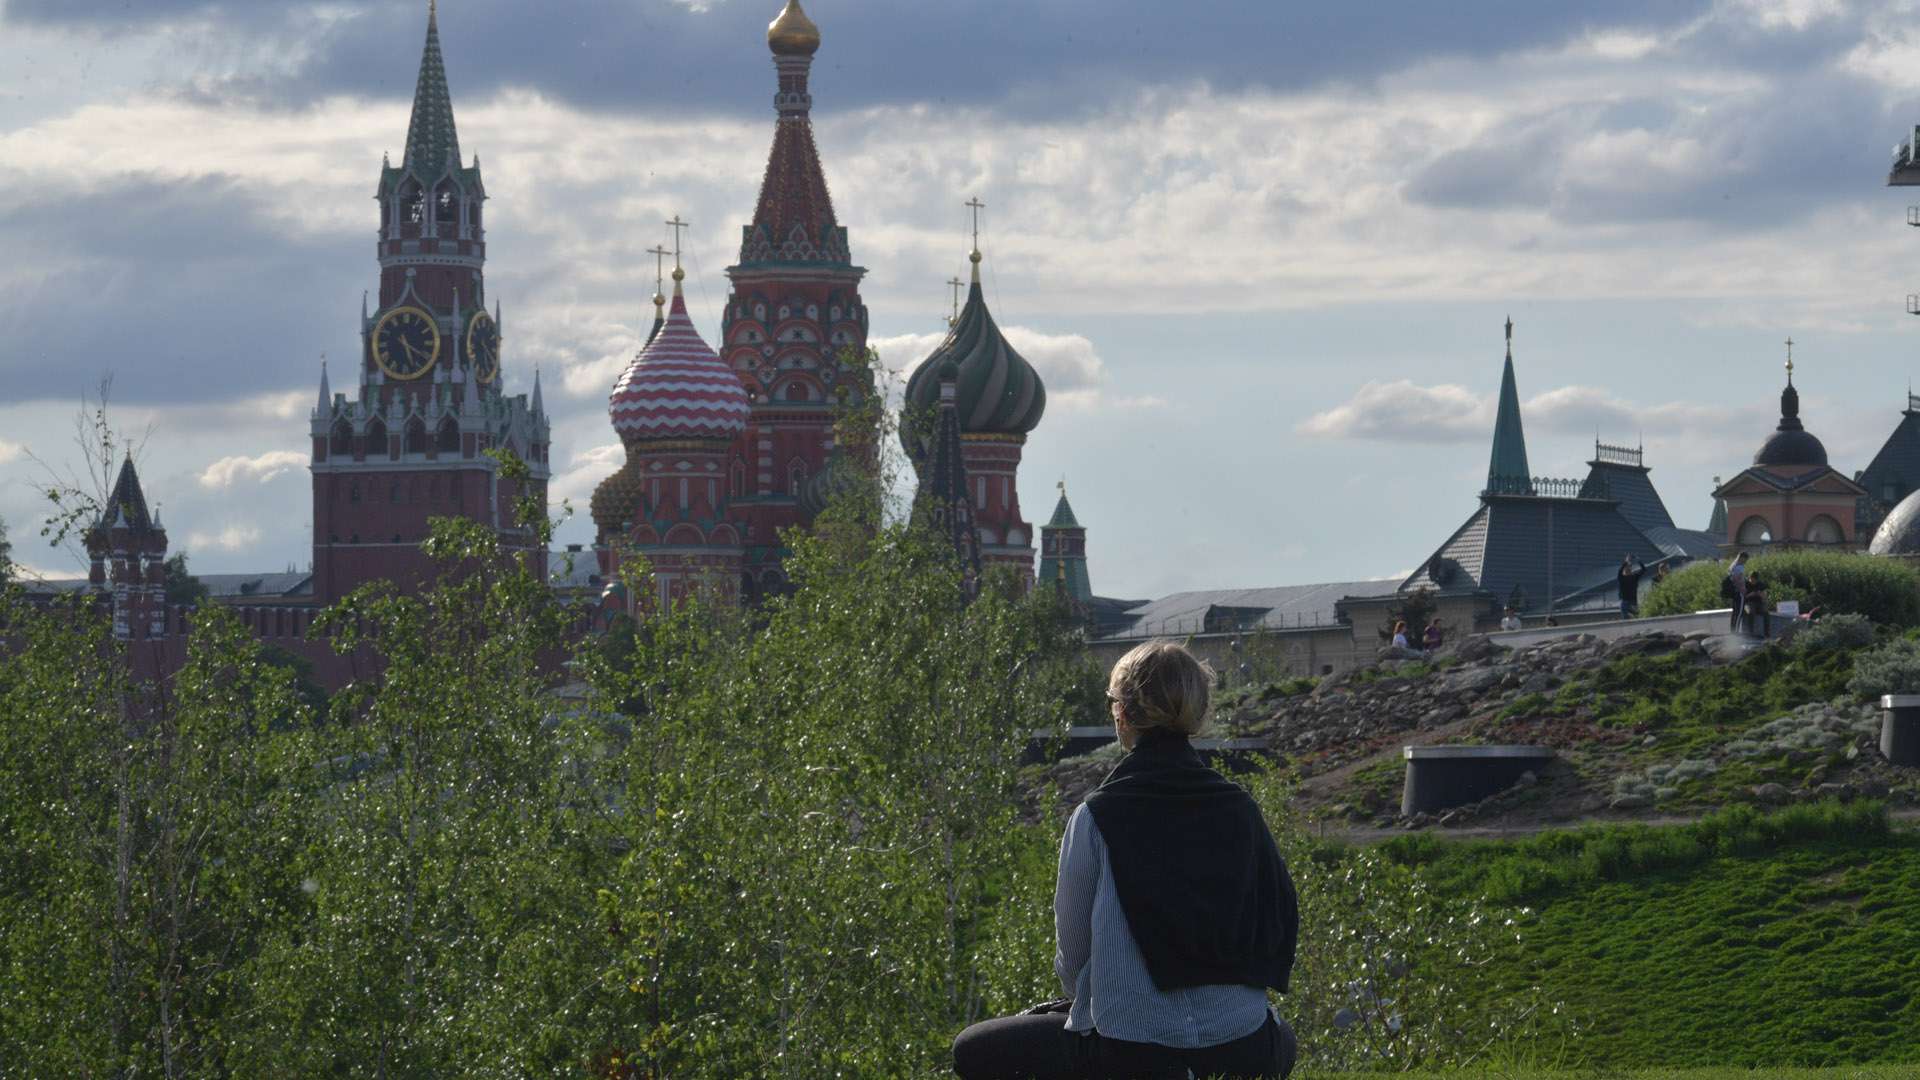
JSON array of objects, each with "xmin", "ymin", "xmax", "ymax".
[{"xmin": 1054, "ymin": 802, "xmax": 1271, "ymax": 1047}]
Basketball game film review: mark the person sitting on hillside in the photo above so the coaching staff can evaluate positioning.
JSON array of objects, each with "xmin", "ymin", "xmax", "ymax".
[
  {"xmin": 1743, "ymin": 572, "xmax": 1771, "ymax": 639},
  {"xmin": 1422, "ymin": 620, "xmax": 1443, "ymax": 652},
  {"xmin": 951, "ymin": 641, "xmax": 1299, "ymax": 1080},
  {"xmin": 1500, "ymin": 606, "xmax": 1523, "ymax": 632}
]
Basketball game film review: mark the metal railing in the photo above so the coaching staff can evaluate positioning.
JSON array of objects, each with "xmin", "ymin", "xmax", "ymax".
[
  {"xmin": 1593, "ymin": 441, "xmax": 1643, "ymax": 467},
  {"xmin": 1483, "ymin": 475, "xmax": 1603, "ymax": 500}
]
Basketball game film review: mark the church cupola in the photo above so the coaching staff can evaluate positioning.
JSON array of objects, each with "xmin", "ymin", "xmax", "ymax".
[
  {"xmin": 902, "ymin": 201, "xmax": 1046, "ymax": 579},
  {"xmin": 595, "ymin": 240, "xmax": 751, "ymax": 609},
  {"xmin": 1713, "ymin": 339, "xmax": 1863, "ymax": 551},
  {"xmin": 1753, "ymin": 344, "xmax": 1829, "ymax": 468},
  {"xmin": 912, "ymin": 358, "xmax": 982, "ymax": 597}
]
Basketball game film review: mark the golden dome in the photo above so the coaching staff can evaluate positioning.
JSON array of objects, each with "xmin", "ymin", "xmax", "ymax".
[{"xmin": 767, "ymin": 0, "xmax": 820, "ymax": 56}]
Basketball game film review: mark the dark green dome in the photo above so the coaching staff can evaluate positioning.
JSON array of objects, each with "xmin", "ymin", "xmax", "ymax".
[{"xmin": 902, "ymin": 276, "xmax": 1045, "ymax": 451}]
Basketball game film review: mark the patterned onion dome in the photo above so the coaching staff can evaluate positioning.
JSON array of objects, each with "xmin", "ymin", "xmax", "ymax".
[
  {"xmin": 609, "ymin": 278, "xmax": 750, "ymax": 442},
  {"xmin": 902, "ymin": 259, "xmax": 1046, "ymax": 451}
]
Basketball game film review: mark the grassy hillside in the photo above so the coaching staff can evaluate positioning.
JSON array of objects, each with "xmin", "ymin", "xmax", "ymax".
[{"xmin": 1370, "ymin": 803, "xmax": 1920, "ymax": 1070}]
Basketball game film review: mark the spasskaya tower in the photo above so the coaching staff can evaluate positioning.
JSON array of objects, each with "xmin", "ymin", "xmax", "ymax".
[{"xmin": 309, "ymin": 1, "xmax": 549, "ymax": 603}]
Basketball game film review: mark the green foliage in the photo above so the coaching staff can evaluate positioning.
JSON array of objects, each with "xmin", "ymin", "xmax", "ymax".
[
  {"xmin": 164, "ymin": 549, "xmax": 210, "ymax": 606},
  {"xmin": 1379, "ymin": 586, "xmax": 1438, "ymax": 643},
  {"xmin": 0, "ymin": 511, "xmax": 12, "ymax": 578},
  {"xmin": 1847, "ymin": 636, "xmax": 1920, "ymax": 699},
  {"xmin": 1553, "ymin": 646, "xmax": 1858, "ymax": 759},
  {"xmin": 1643, "ymin": 551, "xmax": 1920, "ymax": 627},
  {"xmin": 1244, "ymin": 767, "xmax": 1559, "ymax": 1074},
  {"xmin": 1794, "ymin": 612, "xmax": 1876, "ymax": 652}
]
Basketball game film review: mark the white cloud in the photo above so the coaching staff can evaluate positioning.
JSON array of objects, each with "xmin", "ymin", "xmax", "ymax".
[
  {"xmin": 198, "ymin": 449, "xmax": 307, "ymax": 489},
  {"xmin": 186, "ymin": 523, "xmax": 263, "ymax": 552},
  {"xmin": 0, "ymin": 439, "xmax": 23, "ymax": 465},
  {"xmin": 1297, "ymin": 380, "xmax": 1489, "ymax": 443}
]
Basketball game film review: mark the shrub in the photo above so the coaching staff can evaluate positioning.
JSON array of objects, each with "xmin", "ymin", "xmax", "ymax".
[
  {"xmin": 1642, "ymin": 551, "xmax": 1920, "ymax": 627},
  {"xmin": 1794, "ymin": 612, "xmax": 1876, "ymax": 652},
  {"xmin": 1848, "ymin": 637, "xmax": 1920, "ymax": 699}
]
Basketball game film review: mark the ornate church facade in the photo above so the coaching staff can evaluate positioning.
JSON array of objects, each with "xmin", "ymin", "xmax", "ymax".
[{"xmin": 589, "ymin": 1, "xmax": 1050, "ymax": 611}]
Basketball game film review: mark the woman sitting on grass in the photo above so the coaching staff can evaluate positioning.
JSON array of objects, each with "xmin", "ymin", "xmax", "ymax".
[{"xmin": 951, "ymin": 640, "xmax": 1299, "ymax": 1080}]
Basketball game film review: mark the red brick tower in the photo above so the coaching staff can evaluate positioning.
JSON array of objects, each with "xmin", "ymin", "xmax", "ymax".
[
  {"xmin": 903, "ymin": 230, "xmax": 1047, "ymax": 578},
  {"xmin": 721, "ymin": 0, "xmax": 874, "ymax": 598},
  {"xmin": 86, "ymin": 456, "xmax": 171, "ymax": 643},
  {"xmin": 309, "ymin": 1, "xmax": 548, "ymax": 603}
]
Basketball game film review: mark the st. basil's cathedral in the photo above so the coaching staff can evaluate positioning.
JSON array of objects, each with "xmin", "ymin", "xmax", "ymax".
[
  {"xmin": 65, "ymin": 0, "xmax": 1084, "ymax": 686},
  {"xmin": 586, "ymin": 0, "xmax": 1053, "ymax": 612}
]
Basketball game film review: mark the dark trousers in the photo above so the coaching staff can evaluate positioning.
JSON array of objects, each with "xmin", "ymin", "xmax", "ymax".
[
  {"xmin": 1729, "ymin": 589, "xmax": 1744, "ymax": 630},
  {"xmin": 952, "ymin": 1010, "xmax": 1295, "ymax": 1080}
]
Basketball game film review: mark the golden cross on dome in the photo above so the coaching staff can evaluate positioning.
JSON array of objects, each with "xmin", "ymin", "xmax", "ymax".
[
  {"xmin": 965, "ymin": 196, "xmax": 985, "ymax": 254},
  {"xmin": 1058, "ymin": 478, "xmax": 1067, "ymax": 498},
  {"xmin": 665, "ymin": 215, "xmax": 691, "ymax": 270},
  {"xmin": 647, "ymin": 245, "xmax": 671, "ymax": 289},
  {"xmin": 946, "ymin": 276, "xmax": 965, "ymax": 324},
  {"xmin": 1785, "ymin": 336, "xmax": 1795, "ymax": 383}
]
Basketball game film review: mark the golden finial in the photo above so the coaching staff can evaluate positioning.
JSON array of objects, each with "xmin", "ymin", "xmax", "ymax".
[
  {"xmin": 1505, "ymin": 315, "xmax": 1513, "ymax": 360},
  {"xmin": 946, "ymin": 276, "xmax": 965, "ymax": 326},
  {"xmin": 768, "ymin": 0, "xmax": 821, "ymax": 56},
  {"xmin": 1785, "ymin": 336, "xmax": 1795, "ymax": 384}
]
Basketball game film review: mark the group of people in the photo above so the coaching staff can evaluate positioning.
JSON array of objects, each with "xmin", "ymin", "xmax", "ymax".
[
  {"xmin": 1390, "ymin": 619, "xmax": 1443, "ymax": 655},
  {"xmin": 1724, "ymin": 551, "xmax": 1773, "ymax": 638}
]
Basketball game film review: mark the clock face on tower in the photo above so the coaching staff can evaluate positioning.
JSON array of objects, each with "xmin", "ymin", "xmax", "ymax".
[
  {"xmin": 465, "ymin": 310, "xmax": 500, "ymax": 384},
  {"xmin": 371, "ymin": 306, "xmax": 440, "ymax": 381}
]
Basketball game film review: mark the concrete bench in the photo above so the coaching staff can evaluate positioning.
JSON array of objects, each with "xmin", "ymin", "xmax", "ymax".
[
  {"xmin": 1401, "ymin": 744, "xmax": 1554, "ymax": 816},
  {"xmin": 1881, "ymin": 695, "xmax": 1920, "ymax": 767}
]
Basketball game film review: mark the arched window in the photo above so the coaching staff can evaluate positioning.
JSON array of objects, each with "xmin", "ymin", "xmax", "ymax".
[
  {"xmin": 788, "ymin": 460, "xmax": 807, "ymax": 495},
  {"xmin": 400, "ymin": 181, "xmax": 424, "ymax": 227},
  {"xmin": 1805, "ymin": 515, "xmax": 1844, "ymax": 545},
  {"xmin": 731, "ymin": 461, "xmax": 746, "ymax": 498},
  {"xmin": 365, "ymin": 417, "xmax": 388, "ymax": 458},
  {"xmin": 786, "ymin": 381, "xmax": 808, "ymax": 402},
  {"xmin": 404, "ymin": 416, "xmax": 428, "ymax": 454},
  {"xmin": 349, "ymin": 484, "xmax": 361, "ymax": 505},
  {"xmin": 435, "ymin": 186, "xmax": 457, "ymax": 230},
  {"xmin": 1736, "ymin": 515, "xmax": 1773, "ymax": 545},
  {"xmin": 330, "ymin": 419, "xmax": 352, "ymax": 456},
  {"xmin": 436, "ymin": 417, "xmax": 459, "ymax": 454}
]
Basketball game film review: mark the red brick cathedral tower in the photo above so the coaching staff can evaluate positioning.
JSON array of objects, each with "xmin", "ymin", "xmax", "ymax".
[
  {"xmin": 310, "ymin": 2, "xmax": 549, "ymax": 603},
  {"xmin": 721, "ymin": 0, "xmax": 874, "ymax": 597}
]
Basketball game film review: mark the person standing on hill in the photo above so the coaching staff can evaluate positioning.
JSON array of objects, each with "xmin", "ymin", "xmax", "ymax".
[
  {"xmin": 1743, "ymin": 573, "xmax": 1771, "ymax": 639},
  {"xmin": 1422, "ymin": 620, "xmax": 1443, "ymax": 652},
  {"xmin": 1617, "ymin": 556, "xmax": 1645, "ymax": 619},
  {"xmin": 951, "ymin": 641, "xmax": 1299, "ymax": 1080},
  {"xmin": 1725, "ymin": 551, "xmax": 1750, "ymax": 631}
]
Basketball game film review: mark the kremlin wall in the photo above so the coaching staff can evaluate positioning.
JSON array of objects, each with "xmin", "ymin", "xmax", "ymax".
[{"xmin": 34, "ymin": 1, "xmax": 1920, "ymax": 691}]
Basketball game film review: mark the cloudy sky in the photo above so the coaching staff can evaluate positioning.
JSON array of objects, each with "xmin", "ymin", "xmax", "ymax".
[{"xmin": 5, "ymin": 0, "xmax": 1920, "ymax": 597}]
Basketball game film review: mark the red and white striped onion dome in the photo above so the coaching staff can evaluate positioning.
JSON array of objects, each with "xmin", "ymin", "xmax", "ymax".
[{"xmin": 609, "ymin": 281, "xmax": 749, "ymax": 442}]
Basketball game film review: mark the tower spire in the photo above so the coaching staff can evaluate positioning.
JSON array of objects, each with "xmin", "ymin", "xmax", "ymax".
[
  {"xmin": 403, "ymin": 0, "xmax": 460, "ymax": 174},
  {"xmin": 739, "ymin": 1, "xmax": 845, "ymax": 267},
  {"xmin": 1488, "ymin": 317, "xmax": 1532, "ymax": 495},
  {"xmin": 646, "ymin": 243, "xmax": 671, "ymax": 346},
  {"xmin": 317, "ymin": 356, "xmax": 331, "ymax": 415}
]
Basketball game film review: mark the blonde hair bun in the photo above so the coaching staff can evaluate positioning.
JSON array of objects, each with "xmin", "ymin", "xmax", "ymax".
[{"xmin": 1110, "ymin": 639, "xmax": 1213, "ymax": 736}]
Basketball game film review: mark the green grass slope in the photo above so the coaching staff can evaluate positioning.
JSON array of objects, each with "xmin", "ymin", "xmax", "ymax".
[{"xmin": 1374, "ymin": 804, "xmax": 1920, "ymax": 1069}]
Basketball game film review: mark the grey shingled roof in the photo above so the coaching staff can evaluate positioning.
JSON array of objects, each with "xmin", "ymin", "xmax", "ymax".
[
  {"xmin": 1855, "ymin": 405, "xmax": 1920, "ymax": 531},
  {"xmin": 1402, "ymin": 495, "xmax": 1663, "ymax": 614},
  {"xmin": 1093, "ymin": 579, "xmax": 1402, "ymax": 641},
  {"xmin": 1580, "ymin": 460, "xmax": 1674, "ymax": 533}
]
